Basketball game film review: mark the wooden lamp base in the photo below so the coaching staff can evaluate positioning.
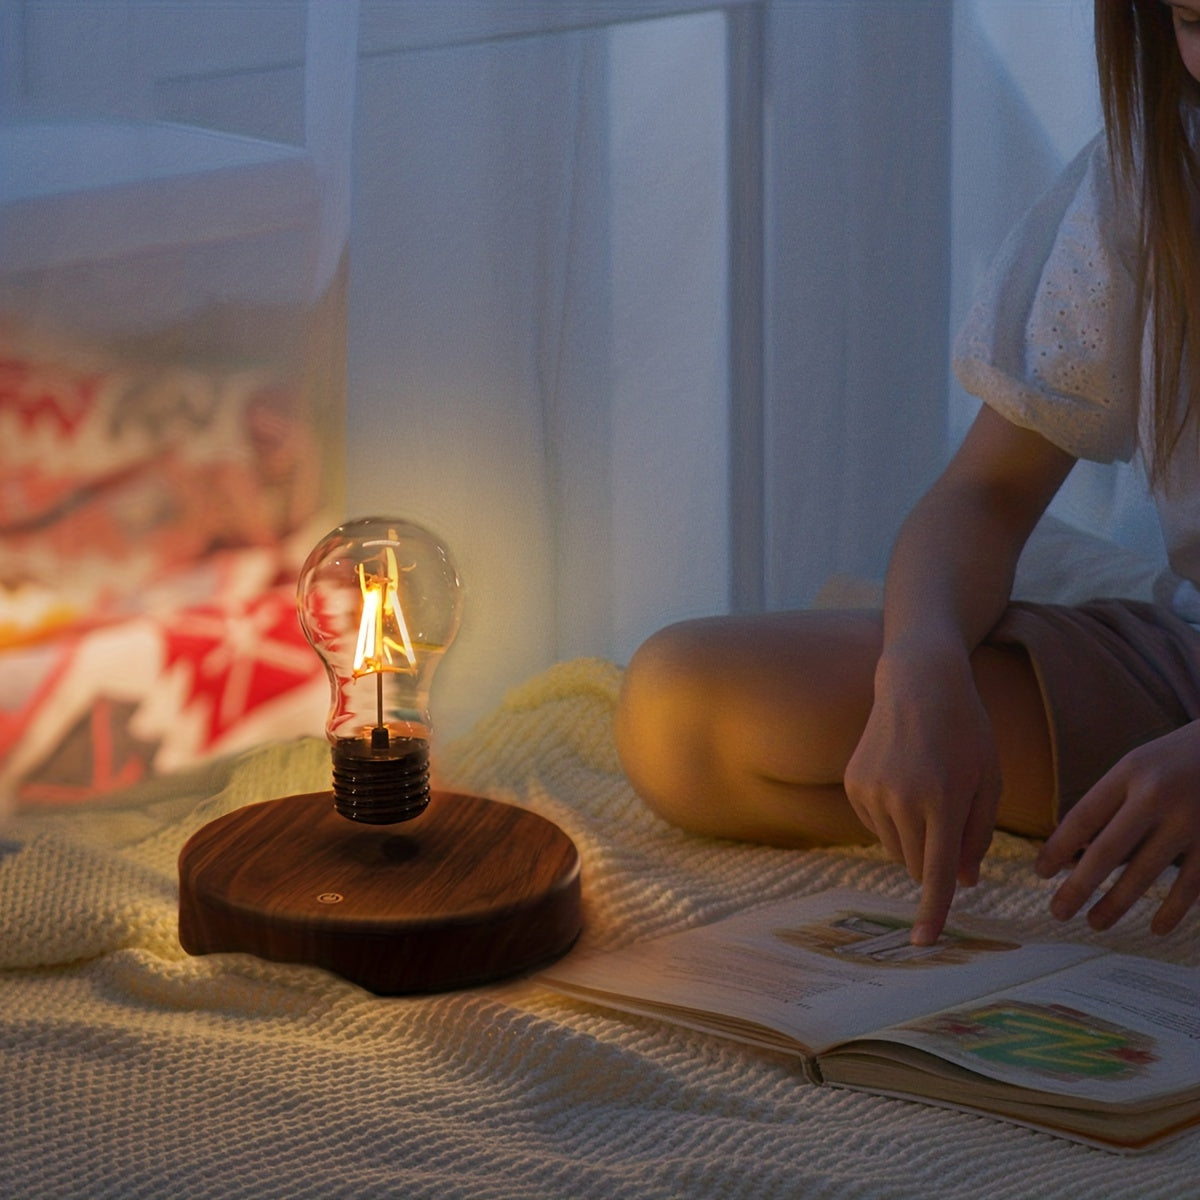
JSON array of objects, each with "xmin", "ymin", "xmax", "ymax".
[{"xmin": 178, "ymin": 790, "xmax": 582, "ymax": 994}]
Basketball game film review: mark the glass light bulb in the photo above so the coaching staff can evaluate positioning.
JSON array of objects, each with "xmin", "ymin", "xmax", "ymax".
[{"xmin": 296, "ymin": 516, "xmax": 463, "ymax": 824}]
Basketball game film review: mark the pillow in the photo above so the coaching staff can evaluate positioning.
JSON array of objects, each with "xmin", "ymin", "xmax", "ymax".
[
  {"xmin": 0, "ymin": 558, "xmax": 328, "ymax": 808},
  {"xmin": 0, "ymin": 330, "xmax": 324, "ymax": 646}
]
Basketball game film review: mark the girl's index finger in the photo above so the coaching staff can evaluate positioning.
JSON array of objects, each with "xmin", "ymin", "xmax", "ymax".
[{"xmin": 911, "ymin": 827, "xmax": 961, "ymax": 946}]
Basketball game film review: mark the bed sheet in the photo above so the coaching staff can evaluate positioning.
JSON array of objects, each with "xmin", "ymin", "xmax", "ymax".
[{"xmin": 2, "ymin": 658, "xmax": 1198, "ymax": 1199}]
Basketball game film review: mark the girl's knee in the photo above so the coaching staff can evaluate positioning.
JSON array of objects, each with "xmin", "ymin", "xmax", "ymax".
[{"xmin": 616, "ymin": 623, "xmax": 719, "ymax": 829}]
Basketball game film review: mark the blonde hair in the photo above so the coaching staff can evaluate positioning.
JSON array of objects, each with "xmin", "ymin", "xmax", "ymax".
[{"xmin": 1095, "ymin": 0, "xmax": 1200, "ymax": 481}]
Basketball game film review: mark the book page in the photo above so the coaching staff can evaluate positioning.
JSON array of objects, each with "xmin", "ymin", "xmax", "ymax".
[
  {"xmin": 857, "ymin": 952, "xmax": 1200, "ymax": 1105},
  {"xmin": 542, "ymin": 888, "xmax": 1099, "ymax": 1054}
]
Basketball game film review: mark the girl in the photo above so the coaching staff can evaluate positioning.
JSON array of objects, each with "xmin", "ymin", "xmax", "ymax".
[{"xmin": 615, "ymin": 0, "xmax": 1200, "ymax": 946}]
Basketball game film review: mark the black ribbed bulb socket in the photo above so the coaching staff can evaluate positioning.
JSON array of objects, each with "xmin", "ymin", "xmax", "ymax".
[{"xmin": 330, "ymin": 734, "xmax": 431, "ymax": 824}]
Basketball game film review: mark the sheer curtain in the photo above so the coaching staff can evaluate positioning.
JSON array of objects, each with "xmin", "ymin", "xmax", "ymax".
[
  {"xmin": 1, "ymin": 4, "xmax": 352, "ymax": 325},
  {"xmin": 763, "ymin": 0, "xmax": 953, "ymax": 609},
  {"xmin": 346, "ymin": 4, "xmax": 736, "ymax": 735},
  {"xmin": 0, "ymin": 0, "xmax": 353, "ymax": 503},
  {"xmin": 2, "ymin": 0, "xmax": 1129, "ymax": 747}
]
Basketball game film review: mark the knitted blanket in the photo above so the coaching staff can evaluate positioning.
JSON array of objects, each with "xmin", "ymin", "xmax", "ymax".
[{"xmin": 2, "ymin": 658, "xmax": 1198, "ymax": 1199}]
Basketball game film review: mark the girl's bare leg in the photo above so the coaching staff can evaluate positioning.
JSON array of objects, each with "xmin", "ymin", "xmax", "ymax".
[{"xmin": 614, "ymin": 609, "xmax": 1055, "ymax": 847}]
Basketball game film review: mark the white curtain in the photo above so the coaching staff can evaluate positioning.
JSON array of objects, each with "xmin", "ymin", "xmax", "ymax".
[
  {"xmin": 763, "ymin": 0, "xmax": 954, "ymax": 609},
  {"xmin": 346, "ymin": 4, "xmax": 735, "ymax": 735},
  {"xmin": 0, "ymin": 0, "xmax": 354, "ymax": 506},
  {"xmin": 2, "ymin": 0, "xmax": 1129, "ymax": 742}
]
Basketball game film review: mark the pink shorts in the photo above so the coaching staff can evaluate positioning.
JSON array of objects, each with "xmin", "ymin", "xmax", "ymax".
[{"xmin": 987, "ymin": 599, "xmax": 1200, "ymax": 820}]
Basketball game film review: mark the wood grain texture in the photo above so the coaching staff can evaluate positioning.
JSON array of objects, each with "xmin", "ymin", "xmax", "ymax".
[{"xmin": 178, "ymin": 790, "xmax": 582, "ymax": 993}]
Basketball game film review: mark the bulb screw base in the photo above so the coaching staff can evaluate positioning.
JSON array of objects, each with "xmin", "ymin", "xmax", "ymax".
[{"xmin": 331, "ymin": 736, "xmax": 431, "ymax": 824}]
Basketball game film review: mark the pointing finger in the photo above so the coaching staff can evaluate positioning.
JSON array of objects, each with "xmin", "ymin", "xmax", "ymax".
[{"xmin": 912, "ymin": 826, "xmax": 959, "ymax": 946}]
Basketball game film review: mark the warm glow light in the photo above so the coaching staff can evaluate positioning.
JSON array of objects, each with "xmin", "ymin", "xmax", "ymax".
[{"xmin": 352, "ymin": 546, "xmax": 418, "ymax": 677}]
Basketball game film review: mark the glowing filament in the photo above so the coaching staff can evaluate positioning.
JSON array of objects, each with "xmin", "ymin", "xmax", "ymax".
[{"xmin": 352, "ymin": 548, "xmax": 417, "ymax": 677}]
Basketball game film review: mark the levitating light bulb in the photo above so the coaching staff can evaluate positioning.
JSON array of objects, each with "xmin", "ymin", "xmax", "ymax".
[{"xmin": 296, "ymin": 517, "xmax": 463, "ymax": 824}]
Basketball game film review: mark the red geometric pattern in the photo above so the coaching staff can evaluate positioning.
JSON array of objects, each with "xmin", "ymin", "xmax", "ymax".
[
  {"xmin": 0, "ymin": 354, "xmax": 99, "ymax": 441},
  {"xmin": 1, "ymin": 576, "xmax": 328, "ymax": 809},
  {"xmin": 17, "ymin": 698, "xmax": 156, "ymax": 806},
  {"xmin": 160, "ymin": 589, "xmax": 319, "ymax": 750}
]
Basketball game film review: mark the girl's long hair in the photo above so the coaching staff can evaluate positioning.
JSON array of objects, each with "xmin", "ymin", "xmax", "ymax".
[{"xmin": 1095, "ymin": 0, "xmax": 1200, "ymax": 481}]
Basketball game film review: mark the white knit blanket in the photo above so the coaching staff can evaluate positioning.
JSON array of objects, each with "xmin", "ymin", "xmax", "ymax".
[{"xmin": 2, "ymin": 658, "xmax": 1198, "ymax": 1199}]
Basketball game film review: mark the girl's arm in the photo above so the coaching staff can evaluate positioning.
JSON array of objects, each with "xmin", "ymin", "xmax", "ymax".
[{"xmin": 846, "ymin": 404, "xmax": 1075, "ymax": 943}]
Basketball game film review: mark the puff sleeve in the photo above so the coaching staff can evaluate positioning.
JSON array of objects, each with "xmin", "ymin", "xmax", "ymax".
[{"xmin": 952, "ymin": 134, "xmax": 1143, "ymax": 464}]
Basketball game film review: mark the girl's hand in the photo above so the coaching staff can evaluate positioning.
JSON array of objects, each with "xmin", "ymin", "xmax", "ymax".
[
  {"xmin": 844, "ymin": 646, "xmax": 1002, "ymax": 946},
  {"xmin": 1035, "ymin": 722, "xmax": 1200, "ymax": 935}
]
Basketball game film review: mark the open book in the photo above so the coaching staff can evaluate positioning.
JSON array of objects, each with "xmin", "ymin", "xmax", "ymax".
[{"xmin": 541, "ymin": 888, "xmax": 1200, "ymax": 1152}]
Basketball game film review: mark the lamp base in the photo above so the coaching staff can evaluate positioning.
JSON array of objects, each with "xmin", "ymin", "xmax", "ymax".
[{"xmin": 178, "ymin": 790, "xmax": 582, "ymax": 994}]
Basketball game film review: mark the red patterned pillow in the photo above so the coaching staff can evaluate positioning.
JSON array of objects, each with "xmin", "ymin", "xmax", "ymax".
[
  {"xmin": 0, "ymin": 556, "xmax": 327, "ymax": 808},
  {"xmin": 0, "ymin": 338, "xmax": 323, "ymax": 647}
]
